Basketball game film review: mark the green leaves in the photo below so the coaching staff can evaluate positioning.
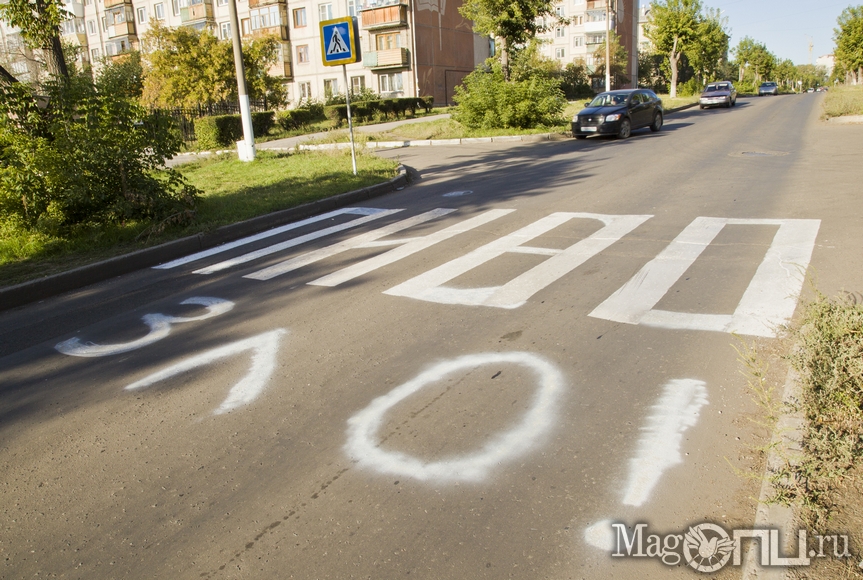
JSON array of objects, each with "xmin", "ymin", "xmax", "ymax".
[
  {"xmin": 458, "ymin": 0, "xmax": 562, "ymax": 65},
  {"xmin": 834, "ymin": 6, "xmax": 863, "ymax": 77}
]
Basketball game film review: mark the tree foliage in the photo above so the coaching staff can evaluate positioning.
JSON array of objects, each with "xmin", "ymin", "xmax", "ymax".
[
  {"xmin": 644, "ymin": 0, "xmax": 703, "ymax": 98},
  {"xmin": 834, "ymin": 5, "xmax": 863, "ymax": 84},
  {"xmin": 458, "ymin": 0, "xmax": 562, "ymax": 74},
  {"xmin": 593, "ymin": 31, "xmax": 630, "ymax": 88},
  {"xmin": 141, "ymin": 22, "xmax": 286, "ymax": 108},
  {"xmin": 732, "ymin": 36, "xmax": 775, "ymax": 85},
  {"xmin": 0, "ymin": 74, "xmax": 198, "ymax": 231},
  {"xmin": 95, "ymin": 50, "xmax": 144, "ymax": 99},
  {"xmin": 0, "ymin": 0, "xmax": 68, "ymax": 78}
]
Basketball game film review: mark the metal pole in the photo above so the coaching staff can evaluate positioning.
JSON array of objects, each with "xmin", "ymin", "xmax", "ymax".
[
  {"xmin": 342, "ymin": 64, "xmax": 358, "ymax": 176},
  {"xmin": 228, "ymin": 0, "xmax": 255, "ymax": 161},
  {"xmin": 605, "ymin": 0, "xmax": 611, "ymax": 92}
]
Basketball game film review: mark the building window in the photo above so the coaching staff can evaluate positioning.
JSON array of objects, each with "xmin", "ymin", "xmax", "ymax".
[
  {"xmin": 171, "ymin": 0, "xmax": 180, "ymax": 15},
  {"xmin": 324, "ymin": 78, "xmax": 338, "ymax": 97},
  {"xmin": 379, "ymin": 72, "xmax": 402, "ymax": 92},
  {"xmin": 11, "ymin": 61, "xmax": 28, "ymax": 74},
  {"xmin": 293, "ymin": 7, "xmax": 306, "ymax": 27},
  {"xmin": 241, "ymin": 17, "xmax": 251, "ymax": 34},
  {"xmin": 555, "ymin": 47, "xmax": 565, "ymax": 58},
  {"xmin": 250, "ymin": 5, "xmax": 280, "ymax": 30},
  {"xmin": 84, "ymin": 0, "xmax": 92, "ymax": 6},
  {"xmin": 101, "ymin": 16, "xmax": 108, "ymax": 31},
  {"xmin": 220, "ymin": 21, "xmax": 231, "ymax": 38},
  {"xmin": 555, "ymin": 26, "xmax": 565, "ymax": 38},
  {"xmin": 572, "ymin": 15, "xmax": 583, "ymax": 25},
  {"xmin": 573, "ymin": 0, "xmax": 584, "ymax": 4},
  {"xmin": 137, "ymin": 6, "xmax": 147, "ymax": 23},
  {"xmin": 351, "ymin": 75, "xmax": 364, "ymax": 93},
  {"xmin": 155, "ymin": 2, "xmax": 165, "ymax": 19},
  {"xmin": 217, "ymin": 0, "xmax": 228, "ymax": 6},
  {"xmin": 318, "ymin": 3, "xmax": 332, "ymax": 21},
  {"xmin": 555, "ymin": 5, "xmax": 564, "ymax": 17},
  {"xmin": 375, "ymin": 32, "xmax": 401, "ymax": 50},
  {"xmin": 297, "ymin": 44, "xmax": 309, "ymax": 63},
  {"xmin": 87, "ymin": 19, "xmax": 97, "ymax": 34},
  {"xmin": 347, "ymin": 0, "xmax": 356, "ymax": 17},
  {"xmin": 299, "ymin": 81, "xmax": 311, "ymax": 100},
  {"xmin": 573, "ymin": 35, "xmax": 583, "ymax": 47}
]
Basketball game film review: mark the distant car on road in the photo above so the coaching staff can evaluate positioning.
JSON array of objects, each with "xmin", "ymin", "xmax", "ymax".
[
  {"xmin": 817, "ymin": 86, "xmax": 828, "ymax": 92},
  {"xmin": 758, "ymin": 82, "xmax": 779, "ymax": 96},
  {"xmin": 571, "ymin": 89, "xmax": 664, "ymax": 140},
  {"xmin": 806, "ymin": 87, "xmax": 816, "ymax": 93},
  {"xmin": 699, "ymin": 82, "xmax": 737, "ymax": 109}
]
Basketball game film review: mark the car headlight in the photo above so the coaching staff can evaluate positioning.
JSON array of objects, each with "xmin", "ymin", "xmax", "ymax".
[{"xmin": 605, "ymin": 114, "xmax": 622, "ymax": 122}]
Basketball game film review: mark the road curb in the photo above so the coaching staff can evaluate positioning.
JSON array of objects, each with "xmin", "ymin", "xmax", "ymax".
[{"xmin": 0, "ymin": 166, "xmax": 410, "ymax": 312}]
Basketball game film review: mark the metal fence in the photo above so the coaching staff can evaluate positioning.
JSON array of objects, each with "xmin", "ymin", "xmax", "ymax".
[{"xmin": 158, "ymin": 99, "xmax": 270, "ymax": 143}]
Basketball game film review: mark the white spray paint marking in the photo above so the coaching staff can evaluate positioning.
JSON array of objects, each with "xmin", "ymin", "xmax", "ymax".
[
  {"xmin": 55, "ymin": 297, "xmax": 234, "ymax": 357},
  {"xmin": 344, "ymin": 352, "xmax": 565, "ymax": 482},
  {"xmin": 442, "ymin": 190, "xmax": 472, "ymax": 197},
  {"xmin": 589, "ymin": 217, "xmax": 821, "ymax": 337},
  {"xmin": 309, "ymin": 209, "xmax": 513, "ymax": 287},
  {"xmin": 584, "ymin": 520, "xmax": 616, "ymax": 551},
  {"xmin": 124, "ymin": 328, "xmax": 286, "ymax": 415},
  {"xmin": 154, "ymin": 208, "xmax": 389, "ymax": 270},
  {"xmin": 246, "ymin": 208, "xmax": 467, "ymax": 281},
  {"xmin": 622, "ymin": 379, "xmax": 708, "ymax": 507},
  {"xmin": 384, "ymin": 213, "xmax": 651, "ymax": 308},
  {"xmin": 193, "ymin": 209, "xmax": 403, "ymax": 275}
]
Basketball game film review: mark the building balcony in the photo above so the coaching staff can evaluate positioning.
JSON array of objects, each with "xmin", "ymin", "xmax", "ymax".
[
  {"xmin": 63, "ymin": 0, "xmax": 85, "ymax": 18},
  {"xmin": 360, "ymin": 4, "xmax": 408, "ymax": 30},
  {"xmin": 180, "ymin": 1, "xmax": 214, "ymax": 23},
  {"xmin": 249, "ymin": 0, "xmax": 283, "ymax": 8},
  {"xmin": 108, "ymin": 21, "xmax": 136, "ymax": 38},
  {"xmin": 583, "ymin": 20, "xmax": 607, "ymax": 33},
  {"xmin": 268, "ymin": 60, "xmax": 292, "ymax": 79},
  {"xmin": 103, "ymin": 0, "xmax": 130, "ymax": 9},
  {"xmin": 247, "ymin": 24, "xmax": 289, "ymax": 40},
  {"xmin": 364, "ymin": 47, "xmax": 409, "ymax": 69}
]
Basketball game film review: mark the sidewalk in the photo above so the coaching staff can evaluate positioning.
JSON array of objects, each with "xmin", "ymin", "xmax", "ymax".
[{"xmin": 166, "ymin": 113, "xmax": 453, "ymax": 167}]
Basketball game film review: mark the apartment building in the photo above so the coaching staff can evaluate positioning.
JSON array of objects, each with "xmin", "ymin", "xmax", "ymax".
[
  {"xmin": 16, "ymin": 0, "xmax": 490, "ymax": 104},
  {"xmin": 536, "ymin": 0, "xmax": 637, "ymax": 89}
]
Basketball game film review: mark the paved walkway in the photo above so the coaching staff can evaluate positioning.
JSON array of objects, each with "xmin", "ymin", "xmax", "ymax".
[{"xmin": 167, "ymin": 113, "xmax": 452, "ymax": 167}]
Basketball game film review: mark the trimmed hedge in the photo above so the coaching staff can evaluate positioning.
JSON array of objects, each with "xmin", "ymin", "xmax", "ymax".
[
  {"xmin": 194, "ymin": 111, "xmax": 275, "ymax": 150},
  {"xmin": 322, "ymin": 97, "xmax": 437, "ymax": 127},
  {"xmin": 275, "ymin": 107, "xmax": 326, "ymax": 131}
]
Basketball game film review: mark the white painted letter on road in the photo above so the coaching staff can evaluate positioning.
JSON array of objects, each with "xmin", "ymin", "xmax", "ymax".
[
  {"xmin": 124, "ymin": 328, "xmax": 286, "ymax": 415},
  {"xmin": 384, "ymin": 213, "xmax": 651, "ymax": 308},
  {"xmin": 589, "ymin": 218, "xmax": 820, "ymax": 337},
  {"xmin": 344, "ymin": 352, "xmax": 565, "ymax": 482}
]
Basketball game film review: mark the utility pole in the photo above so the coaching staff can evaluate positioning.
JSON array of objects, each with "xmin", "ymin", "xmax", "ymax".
[
  {"xmin": 605, "ymin": 0, "xmax": 611, "ymax": 91},
  {"xmin": 228, "ymin": 0, "xmax": 255, "ymax": 161}
]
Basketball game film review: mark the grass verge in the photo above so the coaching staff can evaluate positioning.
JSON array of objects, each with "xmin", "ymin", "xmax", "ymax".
[
  {"xmin": 0, "ymin": 149, "xmax": 399, "ymax": 287},
  {"xmin": 822, "ymin": 86, "xmax": 863, "ymax": 119}
]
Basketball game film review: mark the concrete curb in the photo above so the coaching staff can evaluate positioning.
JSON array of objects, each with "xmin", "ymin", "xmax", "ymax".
[
  {"xmin": 0, "ymin": 166, "xmax": 410, "ymax": 312},
  {"xmin": 825, "ymin": 114, "xmax": 863, "ymax": 124},
  {"xmin": 295, "ymin": 133, "xmax": 555, "ymax": 151}
]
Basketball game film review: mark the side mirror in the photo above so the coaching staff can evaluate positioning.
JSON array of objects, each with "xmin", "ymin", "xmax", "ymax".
[{"xmin": 584, "ymin": 101, "xmax": 592, "ymax": 107}]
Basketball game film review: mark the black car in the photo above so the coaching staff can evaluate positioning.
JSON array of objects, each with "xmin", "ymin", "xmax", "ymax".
[{"xmin": 572, "ymin": 89, "xmax": 664, "ymax": 139}]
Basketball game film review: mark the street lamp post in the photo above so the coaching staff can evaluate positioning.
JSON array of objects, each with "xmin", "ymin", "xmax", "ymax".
[
  {"xmin": 605, "ymin": 0, "xmax": 611, "ymax": 92},
  {"xmin": 228, "ymin": 0, "xmax": 255, "ymax": 161}
]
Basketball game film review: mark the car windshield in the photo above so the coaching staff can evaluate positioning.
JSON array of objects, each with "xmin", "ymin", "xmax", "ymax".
[
  {"xmin": 705, "ymin": 84, "xmax": 729, "ymax": 92},
  {"xmin": 761, "ymin": 82, "xmax": 776, "ymax": 87},
  {"xmin": 589, "ymin": 93, "xmax": 628, "ymax": 107}
]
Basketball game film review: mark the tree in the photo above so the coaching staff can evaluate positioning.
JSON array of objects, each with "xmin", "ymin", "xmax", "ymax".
[
  {"xmin": 593, "ymin": 31, "xmax": 630, "ymax": 89},
  {"xmin": 644, "ymin": 0, "xmax": 703, "ymax": 98},
  {"xmin": 141, "ymin": 22, "xmax": 286, "ymax": 108},
  {"xmin": 731, "ymin": 37, "xmax": 775, "ymax": 89},
  {"xmin": 834, "ymin": 5, "xmax": 863, "ymax": 85},
  {"xmin": 687, "ymin": 7, "xmax": 729, "ymax": 83},
  {"xmin": 0, "ymin": 0, "xmax": 68, "ymax": 80},
  {"xmin": 95, "ymin": 51, "xmax": 144, "ymax": 99},
  {"xmin": 458, "ymin": 0, "xmax": 562, "ymax": 78}
]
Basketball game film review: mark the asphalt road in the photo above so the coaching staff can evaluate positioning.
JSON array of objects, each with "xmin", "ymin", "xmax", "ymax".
[{"xmin": 2, "ymin": 93, "xmax": 861, "ymax": 579}]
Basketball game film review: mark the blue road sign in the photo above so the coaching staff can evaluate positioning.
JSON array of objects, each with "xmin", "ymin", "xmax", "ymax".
[{"xmin": 320, "ymin": 17, "xmax": 359, "ymax": 66}]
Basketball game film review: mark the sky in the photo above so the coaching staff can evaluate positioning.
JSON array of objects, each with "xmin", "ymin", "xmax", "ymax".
[{"xmin": 648, "ymin": 0, "xmax": 853, "ymax": 65}]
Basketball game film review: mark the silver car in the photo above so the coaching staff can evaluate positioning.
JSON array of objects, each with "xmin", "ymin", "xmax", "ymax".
[{"xmin": 699, "ymin": 82, "xmax": 737, "ymax": 109}]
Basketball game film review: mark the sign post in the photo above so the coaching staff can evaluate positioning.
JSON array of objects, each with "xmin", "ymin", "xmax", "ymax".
[{"xmin": 320, "ymin": 17, "xmax": 361, "ymax": 175}]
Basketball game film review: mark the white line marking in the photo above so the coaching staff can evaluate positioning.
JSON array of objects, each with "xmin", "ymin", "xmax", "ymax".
[
  {"xmin": 55, "ymin": 297, "xmax": 234, "ymax": 357},
  {"xmin": 442, "ymin": 190, "xmax": 472, "ymax": 197},
  {"xmin": 309, "ymin": 209, "xmax": 514, "ymax": 287},
  {"xmin": 384, "ymin": 213, "xmax": 651, "ymax": 309},
  {"xmin": 193, "ymin": 209, "xmax": 404, "ymax": 275},
  {"xmin": 245, "ymin": 208, "xmax": 463, "ymax": 281},
  {"xmin": 622, "ymin": 379, "xmax": 708, "ymax": 507},
  {"xmin": 589, "ymin": 217, "xmax": 820, "ymax": 337},
  {"xmin": 344, "ymin": 352, "xmax": 565, "ymax": 482},
  {"xmin": 124, "ymin": 328, "xmax": 287, "ymax": 415},
  {"xmin": 584, "ymin": 520, "xmax": 615, "ymax": 551},
  {"xmin": 154, "ymin": 208, "xmax": 389, "ymax": 269}
]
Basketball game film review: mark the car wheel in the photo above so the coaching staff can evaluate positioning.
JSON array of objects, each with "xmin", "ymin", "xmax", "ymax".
[
  {"xmin": 575, "ymin": 135, "xmax": 587, "ymax": 140},
  {"xmin": 699, "ymin": 104, "xmax": 705, "ymax": 110},
  {"xmin": 617, "ymin": 118, "xmax": 631, "ymax": 139},
  {"xmin": 732, "ymin": 98, "xmax": 736, "ymax": 107},
  {"xmin": 650, "ymin": 112, "xmax": 663, "ymax": 132}
]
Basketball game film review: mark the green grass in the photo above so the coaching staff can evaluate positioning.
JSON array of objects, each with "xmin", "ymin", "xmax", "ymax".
[
  {"xmin": 0, "ymin": 150, "xmax": 399, "ymax": 287},
  {"xmin": 822, "ymin": 85, "xmax": 863, "ymax": 119}
]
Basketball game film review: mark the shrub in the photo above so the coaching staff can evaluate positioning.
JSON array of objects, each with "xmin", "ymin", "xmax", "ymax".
[
  {"xmin": 453, "ymin": 62, "xmax": 566, "ymax": 129},
  {"xmin": 251, "ymin": 111, "xmax": 275, "ymax": 136},
  {"xmin": 676, "ymin": 77, "xmax": 702, "ymax": 97},
  {"xmin": 195, "ymin": 114, "xmax": 242, "ymax": 149},
  {"xmin": 421, "ymin": 95, "xmax": 435, "ymax": 113},
  {"xmin": 324, "ymin": 104, "xmax": 348, "ymax": 127},
  {"xmin": 0, "ymin": 78, "xmax": 198, "ymax": 230}
]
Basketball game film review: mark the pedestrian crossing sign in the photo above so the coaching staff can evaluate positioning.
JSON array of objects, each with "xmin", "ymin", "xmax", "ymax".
[{"xmin": 320, "ymin": 17, "xmax": 360, "ymax": 66}]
